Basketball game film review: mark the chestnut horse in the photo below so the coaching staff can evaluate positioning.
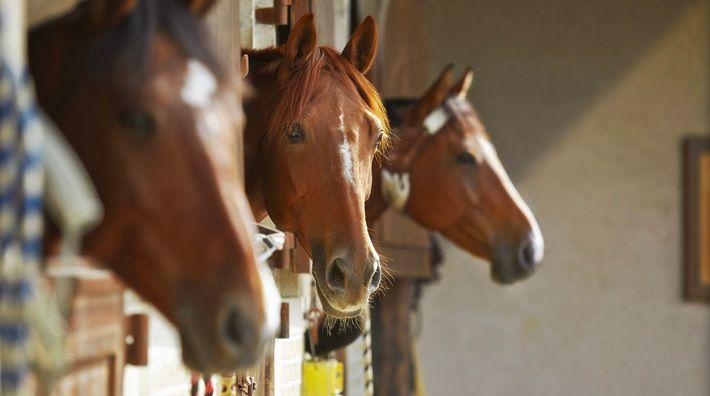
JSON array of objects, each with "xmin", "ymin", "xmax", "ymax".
[
  {"xmin": 366, "ymin": 66, "xmax": 546, "ymax": 394},
  {"xmin": 29, "ymin": 0, "xmax": 278, "ymax": 372},
  {"xmin": 242, "ymin": 15, "xmax": 389, "ymax": 318},
  {"xmin": 368, "ymin": 64, "xmax": 544, "ymax": 281}
]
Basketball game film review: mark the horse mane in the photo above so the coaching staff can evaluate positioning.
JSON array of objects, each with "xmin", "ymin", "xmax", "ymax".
[
  {"xmin": 384, "ymin": 98, "xmax": 418, "ymax": 129},
  {"xmin": 57, "ymin": 0, "xmax": 225, "ymax": 93},
  {"xmin": 244, "ymin": 46, "xmax": 390, "ymax": 152}
]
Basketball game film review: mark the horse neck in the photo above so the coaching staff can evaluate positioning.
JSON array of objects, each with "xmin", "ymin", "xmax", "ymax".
[
  {"xmin": 365, "ymin": 120, "xmax": 424, "ymax": 224},
  {"xmin": 366, "ymin": 98, "xmax": 422, "ymax": 223},
  {"xmin": 365, "ymin": 159, "xmax": 388, "ymax": 224},
  {"xmin": 243, "ymin": 91, "xmax": 270, "ymax": 221},
  {"xmin": 242, "ymin": 54, "xmax": 280, "ymax": 221}
]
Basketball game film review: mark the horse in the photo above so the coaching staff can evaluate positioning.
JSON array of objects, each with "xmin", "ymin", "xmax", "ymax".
[
  {"xmin": 28, "ymin": 0, "xmax": 279, "ymax": 373},
  {"xmin": 242, "ymin": 15, "xmax": 389, "ymax": 318},
  {"xmin": 365, "ymin": 65, "xmax": 545, "ymax": 394},
  {"xmin": 368, "ymin": 64, "xmax": 544, "ymax": 281}
]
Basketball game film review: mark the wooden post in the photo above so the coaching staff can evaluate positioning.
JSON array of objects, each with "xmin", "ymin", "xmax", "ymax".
[
  {"xmin": 204, "ymin": 1, "xmax": 245, "ymax": 179},
  {"xmin": 313, "ymin": 0, "xmax": 350, "ymax": 49},
  {"xmin": 359, "ymin": 2, "xmax": 432, "ymax": 394},
  {"xmin": 370, "ymin": 279, "xmax": 415, "ymax": 395}
]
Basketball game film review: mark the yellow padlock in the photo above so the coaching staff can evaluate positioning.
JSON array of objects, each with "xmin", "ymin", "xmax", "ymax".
[{"xmin": 302, "ymin": 357, "xmax": 343, "ymax": 396}]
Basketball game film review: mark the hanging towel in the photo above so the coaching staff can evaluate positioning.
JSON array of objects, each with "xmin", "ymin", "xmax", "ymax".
[{"xmin": 0, "ymin": 1, "xmax": 46, "ymax": 393}]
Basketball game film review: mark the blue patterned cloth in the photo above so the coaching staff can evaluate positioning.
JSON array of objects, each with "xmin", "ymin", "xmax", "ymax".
[{"xmin": 0, "ymin": 8, "xmax": 45, "ymax": 393}]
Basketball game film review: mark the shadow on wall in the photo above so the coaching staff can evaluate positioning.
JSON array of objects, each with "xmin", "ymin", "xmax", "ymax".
[{"xmin": 423, "ymin": 0, "xmax": 702, "ymax": 179}]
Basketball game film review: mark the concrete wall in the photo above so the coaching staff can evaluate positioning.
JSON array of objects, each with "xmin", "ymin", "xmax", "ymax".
[{"xmin": 415, "ymin": 1, "xmax": 710, "ymax": 395}]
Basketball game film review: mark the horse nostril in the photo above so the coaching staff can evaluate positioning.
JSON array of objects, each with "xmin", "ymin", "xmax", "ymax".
[
  {"xmin": 325, "ymin": 258, "xmax": 348, "ymax": 293},
  {"xmin": 368, "ymin": 263, "xmax": 382, "ymax": 291},
  {"xmin": 518, "ymin": 240, "xmax": 541, "ymax": 271},
  {"xmin": 225, "ymin": 307, "xmax": 256, "ymax": 350}
]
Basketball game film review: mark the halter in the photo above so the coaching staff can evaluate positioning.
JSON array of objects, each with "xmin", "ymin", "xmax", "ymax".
[
  {"xmin": 380, "ymin": 169, "xmax": 410, "ymax": 212},
  {"xmin": 380, "ymin": 98, "xmax": 458, "ymax": 212}
]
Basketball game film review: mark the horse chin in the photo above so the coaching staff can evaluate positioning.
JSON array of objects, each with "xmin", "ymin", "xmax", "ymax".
[
  {"xmin": 314, "ymin": 280, "xmax": 364, "ymax": 319},
  {"xmin": 490, "ymin": 261, "xmax": 535, "ymax": 285},
  {"xmin": 175, "ymin": 305, "xmax": 268, "ymax": 373},
  {"xmin": 178, "ymin": 323, "xmax": 266, "ymax": 373}
]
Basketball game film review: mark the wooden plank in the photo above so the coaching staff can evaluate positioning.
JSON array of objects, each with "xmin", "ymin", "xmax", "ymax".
[
  {"xmin": 357, "ymin": 2, "xmax": 433, "ymax": 395},
  {"xmin": 241, "ymin": 0, "xmax": 278, "ymax": 48},
  {"xmin": 374, "ymin": 210, "xmax": 432, "ymax": 279},
  {"xmin": 27, "ymin": 0, "xmax": 76, "ymax": 27},
  {"xmin": 313, "ymin": 0, "xmax": 349, "ymax": 49},
  {"xmin": 699, "ymin": 153, "xmax": 709, "ymax": 284},
  {"xmin": 42, "ymin": 278, "xmax": 126, "ymax": 396},
  {"xmin": 290, "ymin": 0, "xmax": 311, "ymax": 25},
  {"xmin": 205, "ymin": 0, "xmax": 241, "ymax": 67},
  {"xmin": 371, "ymin": 0, "xmax": 427, "ymax": 97},
  {"xmin": 204, "ymin": 0, "xmax": 245, "ymax": 179},
  {"xmin": 683, "ymin": 137, "xmax": 710, "ymax": 302}
]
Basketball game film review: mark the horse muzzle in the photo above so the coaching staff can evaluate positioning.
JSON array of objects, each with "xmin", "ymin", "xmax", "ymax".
[
  {"xmin": 176, "ymin": 291, "xmax": 277, "ymax": 372},
  {"xmin": 313, "ymin": 258, "xmax": 380, "ymax": 318},
  {"xmin": 491, "ymin": 233, "xmax": 544, "ymax": 284}
]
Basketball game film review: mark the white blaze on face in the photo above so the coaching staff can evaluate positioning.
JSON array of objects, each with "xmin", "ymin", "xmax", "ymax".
[
  {"xmin": 181, "ymin": 59, "xmax": 217, "ymax": 109},
  {"xmin": 476, "ymin": 136, "xmax": 545, "ymax": 260},
  {"xmin": 180, "ymin": 59, "xmax": 231, "ymax": 168},
  {"xmin": 179, "ymin": 59, "xmax": 280, "ymax": 333},
  {"xmin": 339, "ymin": 111, "xmax": 346, "ymax": 134},
  {"xmin": 338, "ymin": 110, "xmax": 356, "ymax": 186}
]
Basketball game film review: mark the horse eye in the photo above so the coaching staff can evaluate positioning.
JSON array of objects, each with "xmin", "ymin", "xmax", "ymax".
[
  {"xmin": 288, "ymin": 124, "xmax": 305, "ymax": 143},
  {"xmin": 375, "ymin": 131, "xmax": 384, "ymax": 150},
  {"xmin": 456, "ymin": 152, "xmax": 478, "ymax": 166},
  {"xmin": 118, "ymin": 110, "xmax": 156, "ymax": 138}
]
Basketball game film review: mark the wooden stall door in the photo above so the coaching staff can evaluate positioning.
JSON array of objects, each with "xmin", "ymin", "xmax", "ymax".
[
  {"xmin": 48, "ymin": 277, "xmax": 126, "ymax": 396},
  {"xmin": 361, "ymin": 1, "xmax": 435, "ymax": 395}
]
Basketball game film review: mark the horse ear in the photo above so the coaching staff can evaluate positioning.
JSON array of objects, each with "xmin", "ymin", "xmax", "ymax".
[
  {"xmin": 182, "ymin": 0, "xmax": 218, "ymax": 16},
  {"xmin": 86, "ymin": 0, "xmax": 137, "ymax": 29},
  {"xmin": 240, "ymin": 54, "xmax": 250, "ymax": 79},
  {"xmin": 341, "ymin": 16, "xmax": 378, "ymax": 74},
  {"xmin": 281, "ymin": 14, "xmax": 317, "ymax": 71},
  {"xmin": 412, "ymin": 64, "xmax": 454, "ymax": 122},
  {"xmin": 450, "ymin": 67, "xmax": 474, "ymax": 99}
]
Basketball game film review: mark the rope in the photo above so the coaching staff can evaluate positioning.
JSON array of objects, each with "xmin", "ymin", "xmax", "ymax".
[{"xmin": 362, "ymin": 306, "xmax": 374, "ymax": 396}]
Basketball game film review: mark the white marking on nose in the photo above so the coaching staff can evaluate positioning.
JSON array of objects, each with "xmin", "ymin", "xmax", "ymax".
[
  {"xmin": 339, "ymin": 139, "xmax": 355, "ymax": 186},
  {"xmin": 337, "ymin": 109, "xmax": 356, "ymax": 186},
  {"xmin": 477, "ymin": 136, "xmax": 544, "ymax": 252},
  {"xmin": 181, "ymin": 59, "xmax": 229, "ymax": 167},
  {"xmin": 339, "ymin": 111, "xmax": 346, "ymax": 134},
  {"xmin": 181, "ymin": 59, "xmax": 217, "ymax": 109}
]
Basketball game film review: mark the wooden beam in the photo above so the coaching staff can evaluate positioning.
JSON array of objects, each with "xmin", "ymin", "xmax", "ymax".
[{"xmin": 371, "ymin": 279, "xmax": 415, "ymax": 396}]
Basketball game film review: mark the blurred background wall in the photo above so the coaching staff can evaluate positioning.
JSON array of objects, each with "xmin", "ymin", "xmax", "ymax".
[{"xmin": 377, "ymin": 0, "xmax": 710, "ymax": 395}]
